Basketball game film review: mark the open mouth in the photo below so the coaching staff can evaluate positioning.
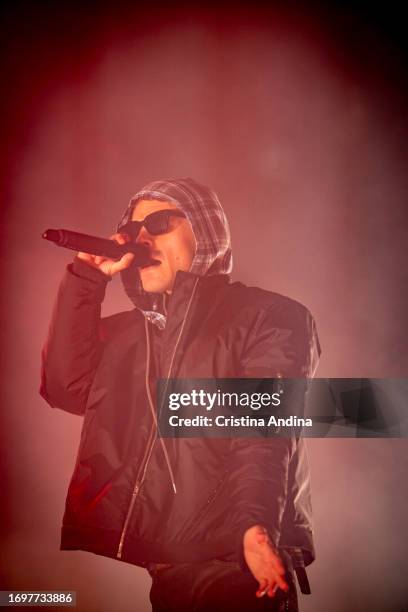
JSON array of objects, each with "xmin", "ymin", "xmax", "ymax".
[{"xmin": 140, "ymin": 259, "xmax": 161, "ymax": 269}]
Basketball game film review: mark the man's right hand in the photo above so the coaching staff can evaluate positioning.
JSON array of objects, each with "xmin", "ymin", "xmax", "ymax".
[{"xmin": 77, "ymin": 233, "xmax": 135, "ymax": 277}]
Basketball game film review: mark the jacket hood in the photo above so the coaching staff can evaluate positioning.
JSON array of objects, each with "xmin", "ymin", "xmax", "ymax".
[{"xmin": 117, "ymin": 177, "xmax": 233, "ymax": 312}]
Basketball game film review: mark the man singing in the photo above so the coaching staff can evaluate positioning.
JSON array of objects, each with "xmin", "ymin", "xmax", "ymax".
[{"xmin": 41, "ymin": 177, "xmax": 320, "ymax": 611}]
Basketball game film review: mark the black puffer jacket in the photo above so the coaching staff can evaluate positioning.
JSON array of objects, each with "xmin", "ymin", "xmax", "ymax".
[{"xmin": 40, "ymin": 178, "xmax": 320, "ymax": 572}]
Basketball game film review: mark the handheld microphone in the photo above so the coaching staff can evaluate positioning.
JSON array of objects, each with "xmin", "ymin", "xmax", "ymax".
[{"xmin": 42, "ymin": 229, "xmax": 153, "ymax": 266}]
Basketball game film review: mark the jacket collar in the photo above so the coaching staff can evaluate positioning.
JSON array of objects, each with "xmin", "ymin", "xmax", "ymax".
[
  {"xmin": 140, "ymin": 270, "xmax": 229, "ymax": 331},
  {"xmin": 149, "ymin": 271, "xmax": 230, "ymax": 379}
]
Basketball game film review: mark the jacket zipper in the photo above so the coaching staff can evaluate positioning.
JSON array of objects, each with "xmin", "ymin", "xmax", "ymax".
[
  {"xmin": 116, "ymin": 279, "xmax": 199, "ymax": 559},
  {"xmin": 116, "ymin": 421, "xmax": 155, "ymax": 558}
]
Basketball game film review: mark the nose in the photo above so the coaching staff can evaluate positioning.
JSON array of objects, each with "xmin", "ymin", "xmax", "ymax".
[{"xmin": 135, "ymin": 225, "xmax": 154, "ymax": 247}]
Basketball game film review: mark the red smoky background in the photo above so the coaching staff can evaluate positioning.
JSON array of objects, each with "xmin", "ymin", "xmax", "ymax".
[{"xmin": 1, "ymin": 2, "xmax": 408, "ymax": 611}]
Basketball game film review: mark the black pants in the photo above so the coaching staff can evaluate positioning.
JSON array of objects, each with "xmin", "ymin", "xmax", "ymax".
[{"xmin": 148, "ymin": 559, "xmax": 298, "ymax": 612}]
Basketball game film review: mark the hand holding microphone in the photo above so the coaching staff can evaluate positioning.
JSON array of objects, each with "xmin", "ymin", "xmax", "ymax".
[
  {"xmin": 42, "ymin": 228, "xmax": 156, "ymax": 277},
  {"xmin": 77, "ymin": 232, "xmax": 136, "ymax": 277}
]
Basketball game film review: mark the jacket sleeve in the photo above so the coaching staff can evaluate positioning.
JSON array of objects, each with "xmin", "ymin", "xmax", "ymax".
[
  {"xmin": 230, "ymin": 300, "xmax": 320, "ymax": 557},
  {"xmin": 40, "ymin": 258, "xmax": 111, "ymax": 416}
]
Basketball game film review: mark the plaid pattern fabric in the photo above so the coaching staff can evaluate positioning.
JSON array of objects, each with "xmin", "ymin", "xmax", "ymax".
[{"xmin": 118, "ymin": 178, "xmax": 233, "ymax": 325}]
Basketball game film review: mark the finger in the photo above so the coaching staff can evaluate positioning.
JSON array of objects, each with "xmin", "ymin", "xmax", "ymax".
[
  {"xmin": 256, "ymin": 579, "xmax": 269, "ymax": 598},
  {"xmin": 264, "ymin": 559, "xmax": 288, "ymax": 592},
  {"xmin": 77, "ymin": 251, "xmax": 93, "ymax": 261},
  {"xmin": 119, "ymin": 252, "xmax": 135, "ymax": 267},
  {"xmin": 271, "ymin": 570, "xmax": 288, "ymax": 593},
  {"xmin": 267, "ymin": 583, "xmax": 279, "ymax": 598},
  {"xmin": 94, "ymin": 256, "xmax": 107, "ymax": 266},
  {"xmin": 111, "ymin": 252, "xmax": 135, "ymax": 274},
  {"xmin": 110, "ymin": 233, "xmax": 131, "ymax": 244}
]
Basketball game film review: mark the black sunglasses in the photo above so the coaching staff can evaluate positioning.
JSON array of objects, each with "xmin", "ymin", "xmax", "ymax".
[{"xmin": 118, "ymin": 209, "xmax": 186, "ymax": 240}]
